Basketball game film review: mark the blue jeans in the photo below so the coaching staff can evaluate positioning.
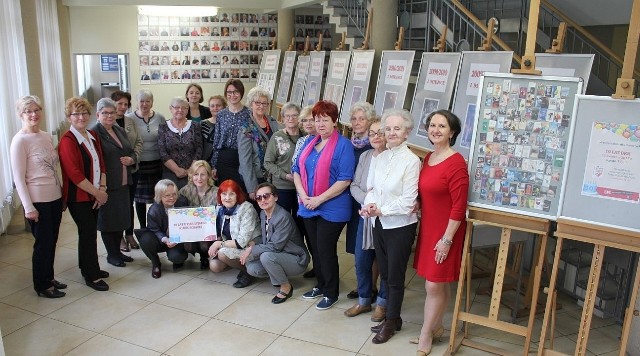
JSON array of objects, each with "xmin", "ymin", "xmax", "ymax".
[{"xmin": 355, "ymin": 217, "xmax": 385, "ymax": 306}]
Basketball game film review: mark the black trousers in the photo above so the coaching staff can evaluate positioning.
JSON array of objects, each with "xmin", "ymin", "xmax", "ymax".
[
  {"xmin": 138, "ymin": 230, "xmax": 188, "ymax": 267},
  {"xmin": 67, "ymin": 201, "xmax": 101, "ymax": 281},
  {"xmin": 28, "ymin": 198, "xmax": 63, "ymax": 292},
  {"xmin": 101, "ymin": 231, "xmax": 124, "ymax": 261},
  {"xmin": 304, "ymin": 216, "xmax": 346, "ymax": 299},
  {"xmin": 373, "ymin": 218, "xmax": 417, "ymax": 319}
]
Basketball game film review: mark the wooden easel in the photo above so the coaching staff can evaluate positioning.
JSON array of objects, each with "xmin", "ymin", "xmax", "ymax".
[
  {"xmin": 546, "ymin": 22, "xmax": 567, "ymax": 54},
  {"xmin": 537, "ymin": 220, "xmax": 640, "ymax": 356},
  {"xmin": 477, "ymin": 18, "xmax": 497, "ymax": 51},
  {"xmin": 433, "ymin": 25, "xmax": 447, "ymax": 52},
  {"xmin": 448, "ymin": 207, "xmax": 550, "ymax": 355},
  {"xmin": 336, "ymin": 32, "xmax": 346, "ymax": 51},
  {"xmin": 358, "ymin": 7, "xmax": 372, "ymax": 50},
  {"xmin": 512, "ymin": 0, "xmax": 542, "ymax": 75}
]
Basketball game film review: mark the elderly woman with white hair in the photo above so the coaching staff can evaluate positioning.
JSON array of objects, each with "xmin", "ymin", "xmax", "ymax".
[
  {"xmin": 128, "ymin": 89, "xmax": 166, "ymax": 231},
  {"xmin": 158, "ymin": 97, "xmax": 203, "ymax": 189},
  {"xmin": 10, "ymin": 96, "xmax": 65, "ymax": 298},
  {"xmin": 91, "ymin": 98, "xmax": 136, "ymax": 267},
  {"xmin": 360, "ymin": 109, "xmax": 420, "ymax": 344},
  {"xmin": 238, "ymin": 86, "xmax": 279, "ymax": 201}
]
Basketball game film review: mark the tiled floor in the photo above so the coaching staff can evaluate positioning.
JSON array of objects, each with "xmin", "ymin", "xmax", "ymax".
[{"xmin": 0, "ymin": 210, "xmax": 623, "ymax": 355}]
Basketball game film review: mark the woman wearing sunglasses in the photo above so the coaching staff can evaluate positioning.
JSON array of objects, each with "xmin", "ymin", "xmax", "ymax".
[{"xmin": 240, "ymin": 182, "xmax": 309, "ymax": 304}]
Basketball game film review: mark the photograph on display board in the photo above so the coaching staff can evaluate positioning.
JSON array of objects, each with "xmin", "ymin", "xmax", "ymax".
[
  {"xmin": 467, "ymin": 73, "xmax": 582, "ymax": 219},
  {"xmin": 416, "ymin": 98, "xmax": 440, "ymax": 137},
  {"xmin": 382, "ymin": 91, "xmax": 398, "ymax": 111},
  {"xmin": 307, "ymin": 81, "xmax": 318, "ymax": 105},
  {"xmin": 350, "ymin": 86, "xmax": 363, "ymax": 108},
  {"xmin": 559, "ymin": 96, "xmax": 640, "ymax": 232},
  {"xmin": 373, "ymin": 51, "xmax": 415, "ymax": 115}
]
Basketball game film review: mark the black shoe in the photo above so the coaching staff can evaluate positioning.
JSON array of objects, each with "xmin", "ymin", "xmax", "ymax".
[
  {"xmin": 347, "ymin": 289, "xmax": 359, "ymax": 299},
  {"xmin": 37, "ymin": 288, "xmax": 66, "ymax": 298},
  {"xmin": 172, "ymin": 263, "xmax": 184, "ymax": 271},
  {"xmin": 120, "ymin": 254, "xmax": 134, "ymax": 263},
  {"xmin": 51, "ymin": 280, "xmax": 67, "ymax": 289},
  {"xmin": 107, "ymin": 258, "xmax": 126, "ymax": 267},
  {"xmin": 233, "ymin": 271, "xmax": 254, "ymax": 288},
  {"xmin": 151, "ymin": 265, "xmax": 162, "ymax": 279},
  {"xmin": 272, "ymin": 286, "xmax": 294, "ymax": 304},
  {"xmin": 85, "ymin": 279, "xmax": 109, "ymax": 291},
  {"xmin": 98, "ymin": 270, "xmax": 110, "ymax": 278},
  {"xmin": 303, "ymin": 270, "xmax": 315, "ymax": 279},
  {"xmin": 200, "ymin": 256, "xmax": 209, "ymax": 270}
]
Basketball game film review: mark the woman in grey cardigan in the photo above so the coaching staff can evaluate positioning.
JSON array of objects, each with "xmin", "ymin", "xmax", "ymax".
[{"xmin": 241, "ymin": 182, "xmax": 310, "ymax": 304}]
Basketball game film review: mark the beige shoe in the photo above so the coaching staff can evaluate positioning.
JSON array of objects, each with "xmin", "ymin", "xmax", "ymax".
[
  {"xmin": 371, "ymin": 305, "xmax": 386, "ymax": 322},
  {"xmin": 344, "ymin": 303, "xmax": 372, "ymax": 317},
  {"xmin": 409, "ymin": 326, "xmax": 445, "ymax": 344}
]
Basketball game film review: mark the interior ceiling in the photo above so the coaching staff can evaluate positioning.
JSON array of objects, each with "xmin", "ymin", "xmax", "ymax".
[
  {"xmin": 61, "ymin": 0, "xmax": 322, "ymax": 10},
  {"xmin": 547, "ymin": 0, "xmax": 631, "ymax": 26}
]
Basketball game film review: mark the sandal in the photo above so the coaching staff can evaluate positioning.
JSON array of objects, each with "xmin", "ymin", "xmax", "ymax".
[{"xmin": 120, "ymin": 237, "xmax": 130, "ymax": 252}]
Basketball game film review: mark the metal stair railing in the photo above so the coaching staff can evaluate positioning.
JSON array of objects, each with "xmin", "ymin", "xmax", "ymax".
[{"xmin": 331, "ymin": 0, "xmax": 369, "ymax": 38}]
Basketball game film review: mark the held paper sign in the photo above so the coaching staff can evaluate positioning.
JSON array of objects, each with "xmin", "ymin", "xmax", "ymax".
[
  {"xmin": 168, "ymin": 207, "xmax": 217, "ymax": 243},
  {"xmin": 581, "ymin": 121, "xmax": 640, "ymax": 203},
  {"xmin": 466, "ymin": 63, "xmax": 501, "ymax": 96},
  {"xmin": 424, "ymin": 62, "xmax": 452, "ymax": 92},
  {"xmin": 331, "ymin": 57, "xmax": 348, "ymax": 79},
  {"xmin": 265, "ymin": 54, "xmax": 278, "ymax": 70},
  {"xmin": 310, "ymin": 57, "xmax": 323, "ymax": 77},
  {"xmin": 384, "ymin": 60, "xmax": 408, "ymax": 86},
  {"xmin": 353, "ymin": 57, "xmax": 370, "ymax": 81}
]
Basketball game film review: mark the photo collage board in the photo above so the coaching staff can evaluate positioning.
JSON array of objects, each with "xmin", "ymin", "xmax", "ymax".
[
  {"xmin": 137, "ymin": 12, "xmax": 278, "ymax": 84},
  {"xmin": 294, "ymin": 14, "xmax": 333, "ymax": 52},
  {"xmin": 468, "ymin": 73, "xmax": 583, "ymax": 219}
]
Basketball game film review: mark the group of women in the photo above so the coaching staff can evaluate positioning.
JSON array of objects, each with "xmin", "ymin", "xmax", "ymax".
[{"xmin": 10, "ymin": 77, "xmax": 469, "ymax": 355}]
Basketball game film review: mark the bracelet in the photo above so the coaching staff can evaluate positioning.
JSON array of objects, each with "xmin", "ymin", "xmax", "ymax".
[{"xmin": 441, "ymin": 236, "xmax": 453, "ymax": 246}]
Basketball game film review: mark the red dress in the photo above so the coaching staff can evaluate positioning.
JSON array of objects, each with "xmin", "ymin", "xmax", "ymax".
[{"xmin": 414, "ymin": 152, "xmax": 469, "ymax": 282}]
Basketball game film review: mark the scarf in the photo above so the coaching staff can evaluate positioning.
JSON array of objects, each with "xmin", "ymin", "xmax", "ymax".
[
  {"xmin": 242, "ymin": 117, "xmax": 268, "ymax": 172},
  {"xmin": 216, "ymin": 205, "xmax": 238, "ymax": 239},
  {"xmin": 351, "ymin": 135, "xmax": 370, "ymax": 149},
  {"xmin": 298, "ymin": 130, "xmax": 340, "ymax": 197}
]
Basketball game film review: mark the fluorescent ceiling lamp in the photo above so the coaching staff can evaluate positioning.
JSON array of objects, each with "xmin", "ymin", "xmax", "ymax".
[{"xmin": 138, "ymin": 6, "xmax": 218, "ymax": 17}]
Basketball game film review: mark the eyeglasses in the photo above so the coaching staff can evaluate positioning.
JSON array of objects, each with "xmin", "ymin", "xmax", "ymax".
[
  {"xmin": 23, "ymin": 109, "xmax": 42, "ymax": 116},
  {"xmin": 100, "ymin": 111, "xmax": 116, "ymax": 117},
  {"xmin": 170, "ymin": 105, "xmax": 187, "ymax": 111},
  {"xmin": 254, "ymin": 101, "xmax": 269, "ymax": 107},
  {"xmin": 283, "ymin": 114, "xmax": 298, "ymax": 119},
  {"xmin": 70, "ymin": 112, "xmax": 89, "ymax": 117},
  {"xmin": 226, "ymin": 90, "xmax": 240, "ymax": 95},
  {"xmin": 368, "ymin": 130, "xmax": 384, "ymax": 138},
  {"xmin": 255, "ymin": 192, "xmax": 273, "ymax": 202}
]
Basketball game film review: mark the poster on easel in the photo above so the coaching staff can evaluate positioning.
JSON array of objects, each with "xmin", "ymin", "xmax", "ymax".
[
  {"xmin": 275, "ymin": 51, "xmax": 297, "ymax": 105},
  {"xmin": 256, "ymin": 50, "xmax": 281, "ymax": 96},
  {"xmin": 535, "ymin": 53, "xmax": 594, "ymax": 94},
  {"xmin": 289, "ymin": 55, "xmax": 310, "ymax": 107},
  {"xmin": 302, "ymin": 51, "xmax": 326, "ymax": 106},
  {"xmin": 372, "ymin": 50, "xmax": 415, "ymax": 115},
  {"xmin": 467, "ymin": 73, "xmax": 583, "ymax": 220},
  {"xmin": 323, "ymin": 50, "xmax": 352, "ymax": 112},
  {"xmin": 339, "ymin": 50, "xmax": 375, "ymax": 125},
  {"xmin": 559, "ymin": 95, "xmax": 640, "ymax": 232},
  {"xmin": 407, "ymin": 52, "xmax": 462, "ymax": 151},
  {"xmin": 451, "ymin": 51, "xmax": 514, "ymax": 160}
]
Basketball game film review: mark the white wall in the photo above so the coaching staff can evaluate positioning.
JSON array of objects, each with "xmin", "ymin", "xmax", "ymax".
[{"xmin": 68, "ymin": 5, "xmax": 256, "ymax": 114}]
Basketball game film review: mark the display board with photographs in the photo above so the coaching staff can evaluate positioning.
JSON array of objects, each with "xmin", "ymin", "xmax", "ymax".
[
  {"xmin": 535, "ymin": 53, "xmax": 594, "ymax": 94},
  {"xmin": 294, "ymin": 14, "xmax": 333, "ymax": 52},
  {"xmin": 323, "ymin": 51, "xmax": 352, "ymax": 112},
  {"xmin": 467, "ymin": 73, "xmax": 583, "ymax": 220},
  {"xmin": 407, "ymin": 52, "xmax": 462, "ymax": 151},
  {"xmin": 559, "ymin": 95, "xmax": 640, "ymax": 232},
  {"xmin": 256, "ymin": 50, "xmax": 281, "ymax": 97},
  {"xmin": 275, "ymin": 51, "xmax": 298, "ymax": 105},
  {"xmin": 372, "ymin": 50, "xmax": 415, "ymax": 115},
  {"xmin": 137, "ymin": 11, "xmax": 277, "ymax": 84},
  {"xmin": 289, "ymin": 55, "xmax": 310, "ymax": 107},
  {"xmin": 339, "ymin": 50, "xmax": 375, "ymax": 125},
  {"xmin": 302, "ymin": 51, "xmax": 326, "ymax": 106},
  {"xmin": 451, "ymin": 51, "xmax": 514, "ymax": 160}
]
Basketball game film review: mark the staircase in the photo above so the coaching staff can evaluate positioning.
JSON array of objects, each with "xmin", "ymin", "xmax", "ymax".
[{"xmin": 322, "ymin": 0, "xmax": 368, "ymax": 49}]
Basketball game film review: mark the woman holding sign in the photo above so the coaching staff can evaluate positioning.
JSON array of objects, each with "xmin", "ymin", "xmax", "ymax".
[
  {"xmin": 207, "ymin": 179, "xmax": 261, "ymax": 288},
  {"xmin": 177, "ymin": 160, "xmax": 218, "ymax": 270},
  {"xmin": 138, "ymin": 179, "xmax": 189, "ymax": 279},
  {"xmin": 413, "ymin": 110, "xmax": 468, "ymax": 356}
]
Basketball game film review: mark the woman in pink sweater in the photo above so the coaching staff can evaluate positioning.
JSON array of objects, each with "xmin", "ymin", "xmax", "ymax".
[{"xmin": 10, "ymin": 96, "xmax": 66, "ymax": 298}]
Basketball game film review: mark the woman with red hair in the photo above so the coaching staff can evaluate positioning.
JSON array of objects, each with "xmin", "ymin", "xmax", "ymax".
[
  {"xmin": 292, "ymin": 100, "xmax": 356, "ymax": 310},
  {"xmin": 207, "ymin": 179, "xmax": 261, "ymax": 288}
]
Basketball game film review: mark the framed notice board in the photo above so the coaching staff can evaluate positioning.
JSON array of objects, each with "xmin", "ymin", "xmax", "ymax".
[
  {"xmin": 256, "ymin": 50, "xmax": 281, "ymax": 96},
  {"xmin": 302, "ymin": 51, "xmax": 326, "ymax": 106},
  {"xmin": 535, "ymin": 53, "xmax": 594, "ymax": 94},
  {"xmin": 289, "ymin": 55, "xmax": 310, "ymax": 107},
  {"xmin": 275, "ymin": 51, "xmax": 297, "ymax": 105},
  {"xmin": 323, "ymin": 50, "xmax": 352, "ymax": 112},
  {"xmin": 451, "ymin": 51, "xmax": 513, "ymax": 160},
  {"xmin": 339, "ymin": 50, "xmax": 375, "ymax": 125},
  {"xmin": 372, "ymin": 50, "xmax": 415, "ymax": 115},
  {"xmin": 559, "ymin": 95, "xmax": 640, "ymax": 232},
  {"xmin": 467, "ymin": 73, "xmax": 583, "ymax": 220},
  {"xmin": 407, "ymin": 52, "xmax": 461, "ymax": 151}
]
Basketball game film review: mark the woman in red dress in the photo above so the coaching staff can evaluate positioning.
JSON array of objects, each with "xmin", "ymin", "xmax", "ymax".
[{"xmin": 414, "ymin": 110, "xmax": 469, "ymax": 355}]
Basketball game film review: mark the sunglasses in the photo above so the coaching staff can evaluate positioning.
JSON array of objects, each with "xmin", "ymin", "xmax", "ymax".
[{"xmin": 255, "ymin": 192, "xmax": 273, "ymax": 202}]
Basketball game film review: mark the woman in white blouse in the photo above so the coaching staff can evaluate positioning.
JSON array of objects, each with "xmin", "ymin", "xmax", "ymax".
[{"xmin": 360, "ymin": 109, "xmax": 420, "ymax": 344}]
